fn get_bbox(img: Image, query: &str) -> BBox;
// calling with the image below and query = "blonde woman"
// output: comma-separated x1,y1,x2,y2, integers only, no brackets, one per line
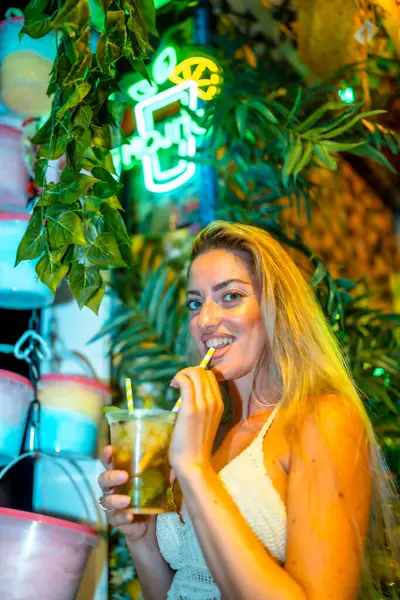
99,221,398,600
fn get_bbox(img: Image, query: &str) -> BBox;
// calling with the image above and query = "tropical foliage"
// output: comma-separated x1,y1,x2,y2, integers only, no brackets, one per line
15,0,157,312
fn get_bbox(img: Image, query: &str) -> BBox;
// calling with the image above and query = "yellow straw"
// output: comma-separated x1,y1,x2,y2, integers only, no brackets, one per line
125,377,134,411
172,347,215,412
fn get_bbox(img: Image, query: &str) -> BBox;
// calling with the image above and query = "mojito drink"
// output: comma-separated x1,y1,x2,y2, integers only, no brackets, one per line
106,409,176,514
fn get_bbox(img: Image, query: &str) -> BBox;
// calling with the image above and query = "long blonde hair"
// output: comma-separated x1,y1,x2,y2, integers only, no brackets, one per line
189,220,398,599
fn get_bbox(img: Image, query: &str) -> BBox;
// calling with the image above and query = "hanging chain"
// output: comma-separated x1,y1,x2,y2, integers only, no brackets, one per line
0,311,51,453
19,311,46,454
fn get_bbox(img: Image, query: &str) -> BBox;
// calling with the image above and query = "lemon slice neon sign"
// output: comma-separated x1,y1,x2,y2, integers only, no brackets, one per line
116,46,221,194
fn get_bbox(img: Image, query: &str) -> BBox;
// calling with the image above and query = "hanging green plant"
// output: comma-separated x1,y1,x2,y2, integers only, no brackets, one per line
15,0,157,313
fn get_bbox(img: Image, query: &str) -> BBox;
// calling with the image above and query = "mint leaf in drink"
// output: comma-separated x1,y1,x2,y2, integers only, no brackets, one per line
102,405,121,414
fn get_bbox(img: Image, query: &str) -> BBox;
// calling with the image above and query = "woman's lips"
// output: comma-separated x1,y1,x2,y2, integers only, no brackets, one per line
207,342,233,360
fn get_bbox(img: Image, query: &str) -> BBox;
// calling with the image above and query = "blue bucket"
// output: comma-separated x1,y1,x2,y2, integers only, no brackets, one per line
0,369,33,465
38,375,111,457
0,213,54,310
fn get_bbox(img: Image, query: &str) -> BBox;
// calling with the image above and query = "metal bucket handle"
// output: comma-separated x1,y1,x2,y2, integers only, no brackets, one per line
0,451,103,524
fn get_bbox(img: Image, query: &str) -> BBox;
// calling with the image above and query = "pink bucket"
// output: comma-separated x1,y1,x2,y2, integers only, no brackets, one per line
0,124,29,209
0,508,99,600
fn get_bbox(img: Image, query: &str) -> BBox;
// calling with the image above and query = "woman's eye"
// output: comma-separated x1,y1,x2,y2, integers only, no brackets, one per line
187,299,202,311
223,291,244,302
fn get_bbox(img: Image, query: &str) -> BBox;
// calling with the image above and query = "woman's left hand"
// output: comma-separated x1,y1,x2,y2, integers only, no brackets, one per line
169,367,224,478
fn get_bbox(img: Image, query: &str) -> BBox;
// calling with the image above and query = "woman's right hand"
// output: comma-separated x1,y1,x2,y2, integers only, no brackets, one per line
98,446,156,543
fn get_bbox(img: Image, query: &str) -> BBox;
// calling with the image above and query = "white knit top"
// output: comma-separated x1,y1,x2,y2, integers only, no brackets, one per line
156,405,287,600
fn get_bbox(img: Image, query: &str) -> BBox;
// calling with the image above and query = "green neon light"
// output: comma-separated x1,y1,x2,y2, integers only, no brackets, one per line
117,45,220,194
153,46,177,84
126,46,178,102
116,80,206,194
338,87,355,104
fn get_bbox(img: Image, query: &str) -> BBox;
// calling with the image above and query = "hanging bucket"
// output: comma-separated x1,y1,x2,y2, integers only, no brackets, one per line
0,212,54,310
0,508,99,600
38,375,111,457
0,15,57,117
0,369,33,465
0,125,29,209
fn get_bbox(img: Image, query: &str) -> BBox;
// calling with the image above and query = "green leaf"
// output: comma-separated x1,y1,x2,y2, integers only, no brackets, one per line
92,147,116,174
22,0,53,38
55,174,94,204
87,232,127,268
31,117,53,145
236,103,249,139
321,110,386,140
69,263,102,308
34,158,49,187
287,88,302,123
91,124,112,148
135,367,179,383
149,268,170,323
359,379,397,414
102,405,121,414
46,202,81,219
86,280,105,314
174,314,190,356
311,262,328,287
125,358,181,375
313,144,337,170
140,264,164,312
296,102,346,133
52,0,90,30
121,346,169,361
100,202,130,245
336,278,357,290
250,101,278,124
92,166,122,191
15,210,46,266
88,309,137,343
137,0,158,36
321,140,365,152
282,136,302,183
37,127,68,160
47,210,86,247
56,82,91,121
35,252,69,293
93,181,119,199
72,104,93,131
293,140,314,179
156,278,181,336
350,144,396,173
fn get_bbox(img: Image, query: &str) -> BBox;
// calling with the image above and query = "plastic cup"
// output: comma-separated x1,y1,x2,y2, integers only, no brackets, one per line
106,409,176,514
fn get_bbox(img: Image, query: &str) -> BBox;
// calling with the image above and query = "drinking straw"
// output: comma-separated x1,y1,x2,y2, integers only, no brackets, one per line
172,347,215,412
125,377,134,411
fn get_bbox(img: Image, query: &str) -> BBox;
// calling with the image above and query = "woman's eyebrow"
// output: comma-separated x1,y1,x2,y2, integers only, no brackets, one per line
187,278,252,297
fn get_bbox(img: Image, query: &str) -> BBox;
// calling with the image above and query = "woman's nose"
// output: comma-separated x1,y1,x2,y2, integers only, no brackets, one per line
198,298,223,330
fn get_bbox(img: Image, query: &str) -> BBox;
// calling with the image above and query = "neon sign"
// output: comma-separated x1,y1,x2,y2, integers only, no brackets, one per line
115,46,221,194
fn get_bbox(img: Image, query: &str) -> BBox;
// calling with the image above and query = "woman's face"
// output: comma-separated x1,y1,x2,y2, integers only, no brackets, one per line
187,249,267,382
